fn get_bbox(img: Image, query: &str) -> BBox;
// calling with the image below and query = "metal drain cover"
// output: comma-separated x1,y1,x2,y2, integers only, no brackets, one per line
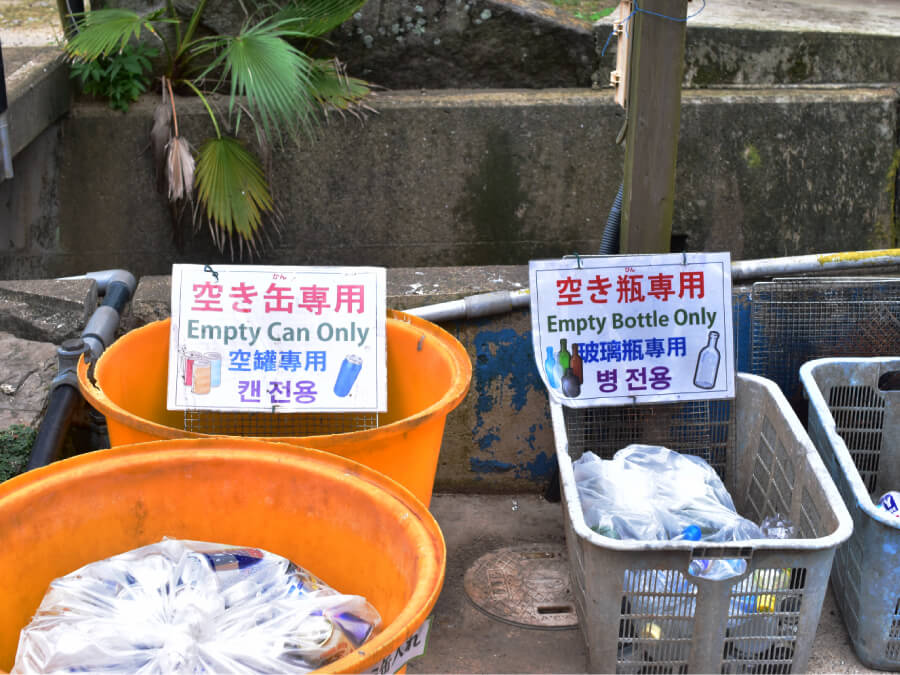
463,543,578,629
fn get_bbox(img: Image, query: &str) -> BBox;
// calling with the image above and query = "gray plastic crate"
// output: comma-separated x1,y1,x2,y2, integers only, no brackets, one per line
800,357,900,670
552,373,852,674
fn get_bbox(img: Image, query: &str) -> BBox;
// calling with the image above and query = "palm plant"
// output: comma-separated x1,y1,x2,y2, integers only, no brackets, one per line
65,0,373,255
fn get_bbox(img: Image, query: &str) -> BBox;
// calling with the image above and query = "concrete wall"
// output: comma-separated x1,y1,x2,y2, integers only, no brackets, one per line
1,85,894,279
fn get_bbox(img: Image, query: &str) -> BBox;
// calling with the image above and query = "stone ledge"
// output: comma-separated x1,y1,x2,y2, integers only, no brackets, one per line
0,278,97,344
4,46,71,159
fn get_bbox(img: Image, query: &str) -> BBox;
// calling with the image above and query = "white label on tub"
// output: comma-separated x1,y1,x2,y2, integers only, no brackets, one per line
167,264,387,412
365,618,431,674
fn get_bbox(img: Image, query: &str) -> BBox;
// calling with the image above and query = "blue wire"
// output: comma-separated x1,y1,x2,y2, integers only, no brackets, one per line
600,0,706,57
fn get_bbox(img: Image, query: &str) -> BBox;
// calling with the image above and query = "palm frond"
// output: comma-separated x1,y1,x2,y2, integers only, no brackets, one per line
65,9,159,61
166,136,195,202
195,136,273,247
208,21,319,142
273,0,367,38
151,99,173,194
309,58,373,116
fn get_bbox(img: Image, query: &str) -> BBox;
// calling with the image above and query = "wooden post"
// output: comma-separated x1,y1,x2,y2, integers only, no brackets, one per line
620,0,689,254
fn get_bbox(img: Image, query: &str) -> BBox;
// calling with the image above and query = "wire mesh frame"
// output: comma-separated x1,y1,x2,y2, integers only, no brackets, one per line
561,398,735,485
183,409,380,437
750,278,900,415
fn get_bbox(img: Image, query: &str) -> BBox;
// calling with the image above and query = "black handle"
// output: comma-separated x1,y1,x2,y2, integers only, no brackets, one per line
878,370,900,391
0,36,7,115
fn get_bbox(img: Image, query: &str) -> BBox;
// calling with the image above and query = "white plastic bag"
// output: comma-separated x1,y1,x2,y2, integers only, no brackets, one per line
14,539,381,674
573,444,763,543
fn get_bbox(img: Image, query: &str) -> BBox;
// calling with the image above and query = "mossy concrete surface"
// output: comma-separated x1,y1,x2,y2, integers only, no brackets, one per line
1,86,894,278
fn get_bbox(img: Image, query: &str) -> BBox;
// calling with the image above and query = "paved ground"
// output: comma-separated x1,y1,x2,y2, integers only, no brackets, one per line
0,0,61,48
415,494,878,674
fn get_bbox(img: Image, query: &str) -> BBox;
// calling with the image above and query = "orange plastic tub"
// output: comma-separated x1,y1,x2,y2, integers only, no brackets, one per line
78,310,471,505
0,438,445,673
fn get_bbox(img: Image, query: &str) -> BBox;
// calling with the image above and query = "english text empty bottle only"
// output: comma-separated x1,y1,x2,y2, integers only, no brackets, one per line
693,331,721,389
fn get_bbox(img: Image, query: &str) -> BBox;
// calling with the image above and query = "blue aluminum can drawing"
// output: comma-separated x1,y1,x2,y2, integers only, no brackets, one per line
205,352,222,387
334,355,363,397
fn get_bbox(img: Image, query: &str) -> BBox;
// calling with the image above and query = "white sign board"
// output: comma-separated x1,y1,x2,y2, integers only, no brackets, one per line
167,264,386,412
529,253,734,406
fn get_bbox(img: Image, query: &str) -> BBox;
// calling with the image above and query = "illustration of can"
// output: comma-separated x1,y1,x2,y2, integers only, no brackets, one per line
333,355,363,397
204,352,222,387
178,346,187,383
185,351,202,387
192,358,211,394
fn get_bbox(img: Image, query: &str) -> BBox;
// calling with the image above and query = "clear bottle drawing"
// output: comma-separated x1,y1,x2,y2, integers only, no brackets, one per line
544,347,561,389
693,331,721,389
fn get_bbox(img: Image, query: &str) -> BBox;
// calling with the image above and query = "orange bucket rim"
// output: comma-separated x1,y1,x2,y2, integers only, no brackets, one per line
77,310,472,445
0,438,446,674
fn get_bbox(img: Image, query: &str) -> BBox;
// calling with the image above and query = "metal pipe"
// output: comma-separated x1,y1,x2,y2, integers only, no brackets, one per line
28,270,136,470
404,249,900,323
731,249,900,282
405,289,530,322
58,269,137,296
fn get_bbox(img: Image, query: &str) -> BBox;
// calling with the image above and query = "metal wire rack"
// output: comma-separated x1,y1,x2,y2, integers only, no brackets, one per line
561,398,734,483
750,278,900,415
183,410,379,437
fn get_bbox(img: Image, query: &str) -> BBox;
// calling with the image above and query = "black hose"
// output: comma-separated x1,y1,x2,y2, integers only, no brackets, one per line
544,182,625,503
26,385,81,470
0,38,8,116
599,182,624,255
102,281,133,314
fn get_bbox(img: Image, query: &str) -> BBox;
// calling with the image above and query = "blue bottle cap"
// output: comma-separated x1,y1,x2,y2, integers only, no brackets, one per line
681,525,702,541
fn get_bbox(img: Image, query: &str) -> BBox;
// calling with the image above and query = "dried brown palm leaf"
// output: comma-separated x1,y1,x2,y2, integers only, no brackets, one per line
166,136,195,202
151,100,173,195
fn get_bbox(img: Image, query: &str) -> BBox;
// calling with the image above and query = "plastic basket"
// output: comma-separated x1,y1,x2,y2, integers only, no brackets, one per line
800,357,900,670
552,373,852,674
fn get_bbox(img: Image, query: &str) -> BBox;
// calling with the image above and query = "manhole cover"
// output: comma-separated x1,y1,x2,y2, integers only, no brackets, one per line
463,543,578,629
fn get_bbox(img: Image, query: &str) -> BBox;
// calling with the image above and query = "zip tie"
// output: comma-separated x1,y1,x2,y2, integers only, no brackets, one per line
601,0,706,57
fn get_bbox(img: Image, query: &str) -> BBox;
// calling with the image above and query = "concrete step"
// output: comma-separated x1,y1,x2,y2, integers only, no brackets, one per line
329,0,900,88
619,0,900,87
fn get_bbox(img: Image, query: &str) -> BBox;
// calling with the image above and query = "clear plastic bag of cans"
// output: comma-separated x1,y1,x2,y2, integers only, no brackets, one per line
13,538,381,674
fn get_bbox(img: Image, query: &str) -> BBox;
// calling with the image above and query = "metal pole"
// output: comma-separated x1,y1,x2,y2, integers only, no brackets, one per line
730,249,900,282
403,250,900,322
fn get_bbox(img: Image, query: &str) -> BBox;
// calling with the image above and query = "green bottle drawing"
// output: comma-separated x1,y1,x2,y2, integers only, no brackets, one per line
558,338,571,370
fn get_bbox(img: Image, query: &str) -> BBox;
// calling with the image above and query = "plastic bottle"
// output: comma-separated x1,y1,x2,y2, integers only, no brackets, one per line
760,514,795,539
876,491,900,516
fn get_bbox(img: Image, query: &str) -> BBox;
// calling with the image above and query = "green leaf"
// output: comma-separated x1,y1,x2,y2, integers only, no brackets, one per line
309,58,371,111
65,9,158,61
272,0,367,38
195,136,273,244
211,21,318,141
